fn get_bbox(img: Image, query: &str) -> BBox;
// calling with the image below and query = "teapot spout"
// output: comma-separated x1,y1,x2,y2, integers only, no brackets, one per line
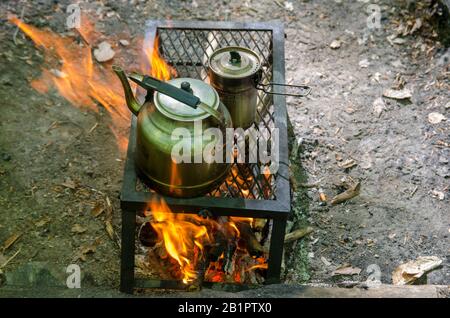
112,65,142,116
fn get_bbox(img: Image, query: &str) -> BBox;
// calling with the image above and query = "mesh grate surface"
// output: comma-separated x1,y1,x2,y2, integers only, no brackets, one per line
136,28,277,200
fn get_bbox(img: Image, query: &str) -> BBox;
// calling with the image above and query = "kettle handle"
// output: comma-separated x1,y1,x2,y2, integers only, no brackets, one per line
254,69,311,97
256,82,311,97
129,75,200,109
129,74,228,128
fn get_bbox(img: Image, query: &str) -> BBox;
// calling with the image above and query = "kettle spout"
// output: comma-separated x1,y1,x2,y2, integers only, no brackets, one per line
112,65,142,116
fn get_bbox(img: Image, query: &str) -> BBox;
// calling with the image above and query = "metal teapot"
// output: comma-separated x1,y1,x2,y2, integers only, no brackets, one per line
208,46,311,129
113,66,232,198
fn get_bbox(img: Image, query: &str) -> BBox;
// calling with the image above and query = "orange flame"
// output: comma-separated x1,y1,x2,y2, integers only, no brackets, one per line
8,14,175,154
147,198,213,284
145,198,267,284
10,14,268,284
142,37,177,81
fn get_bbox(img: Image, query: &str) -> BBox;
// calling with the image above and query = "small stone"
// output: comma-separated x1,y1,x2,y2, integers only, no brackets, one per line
93,41,115,62
360,153,373,169
49,69,67,78
359,59,370,68
119,39,130,46
383,88,412,100
284,1,294,11
330,39,341,49
428,112,447,124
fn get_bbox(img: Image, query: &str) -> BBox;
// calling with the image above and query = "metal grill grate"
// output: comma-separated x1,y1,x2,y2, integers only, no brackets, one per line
136,27,278,200
120,21,291,293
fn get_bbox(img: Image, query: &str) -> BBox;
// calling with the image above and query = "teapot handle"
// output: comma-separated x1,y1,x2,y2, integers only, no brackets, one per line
256,82,311,97
130,74,201,109
129,74,228,128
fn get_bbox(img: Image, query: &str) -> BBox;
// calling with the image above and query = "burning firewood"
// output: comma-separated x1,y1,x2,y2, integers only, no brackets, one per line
138,222,158,247
206,230,227,262
235,221,267,256
187,246,209,291
140,243,173,280
223,242,237,276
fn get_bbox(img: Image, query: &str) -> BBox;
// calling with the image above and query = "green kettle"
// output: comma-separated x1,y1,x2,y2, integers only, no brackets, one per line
113,66,232,198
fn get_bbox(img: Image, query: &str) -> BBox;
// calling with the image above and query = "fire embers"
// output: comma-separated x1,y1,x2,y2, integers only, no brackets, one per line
204,217,268,285
136,198,269,288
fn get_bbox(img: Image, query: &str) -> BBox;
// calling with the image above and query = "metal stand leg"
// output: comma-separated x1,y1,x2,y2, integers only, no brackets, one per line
120,209,136,294
266,216,287,284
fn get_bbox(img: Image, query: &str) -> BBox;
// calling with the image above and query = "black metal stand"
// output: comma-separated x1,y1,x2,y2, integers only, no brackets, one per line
119,209,136,294
266,216,288,284
119,20,291,294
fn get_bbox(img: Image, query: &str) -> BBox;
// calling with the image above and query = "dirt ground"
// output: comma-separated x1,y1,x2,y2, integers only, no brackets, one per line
0,0,448,296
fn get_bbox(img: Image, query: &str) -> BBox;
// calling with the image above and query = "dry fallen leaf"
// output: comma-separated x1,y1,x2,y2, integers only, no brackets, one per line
428,112,447,124
372,97,386,117
410,18,422,34
392,256,442,285
73,244,96,262
105,221,114,240
431,190,445,201
35,217,50,228
91,203,105,217
2,233,21,251
383,88,412,100
333,265,361,276
339,159,357,169
387,34,407,45
71,224,87,234
61,179,76,189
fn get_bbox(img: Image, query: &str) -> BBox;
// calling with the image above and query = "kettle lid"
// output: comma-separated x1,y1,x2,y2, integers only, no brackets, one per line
154,78,219,121
209,46,261,79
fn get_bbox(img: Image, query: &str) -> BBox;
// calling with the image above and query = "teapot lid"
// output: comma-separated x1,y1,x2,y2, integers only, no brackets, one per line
154,78,219,121
209,46,261,79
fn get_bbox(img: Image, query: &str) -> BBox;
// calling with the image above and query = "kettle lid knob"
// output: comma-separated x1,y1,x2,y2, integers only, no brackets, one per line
180,81,193,94
229,51,241,64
